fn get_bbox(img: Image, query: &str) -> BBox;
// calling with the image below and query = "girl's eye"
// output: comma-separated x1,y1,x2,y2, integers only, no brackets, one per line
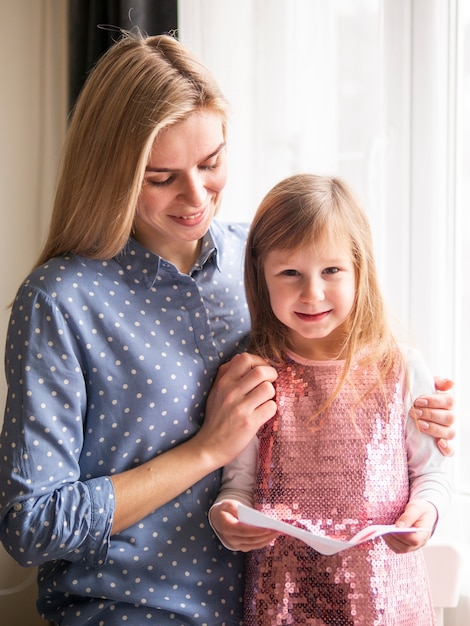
323,267,339,275
281,269,299,276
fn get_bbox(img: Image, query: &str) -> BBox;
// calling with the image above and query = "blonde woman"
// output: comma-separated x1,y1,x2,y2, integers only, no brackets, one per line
0,33,454,626
210,174,451,625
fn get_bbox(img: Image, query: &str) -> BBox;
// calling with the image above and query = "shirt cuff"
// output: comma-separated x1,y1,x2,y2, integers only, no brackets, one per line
70,476,115,568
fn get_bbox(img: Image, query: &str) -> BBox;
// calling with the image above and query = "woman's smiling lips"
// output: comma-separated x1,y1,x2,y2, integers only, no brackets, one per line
171,207,208,226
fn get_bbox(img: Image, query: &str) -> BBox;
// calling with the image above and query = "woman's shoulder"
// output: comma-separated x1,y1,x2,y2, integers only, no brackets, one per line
27,253,107,282
14,253,117,305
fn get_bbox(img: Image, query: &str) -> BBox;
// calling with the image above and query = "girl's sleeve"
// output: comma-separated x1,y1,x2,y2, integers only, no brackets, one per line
0,285,114,569
404,346,452,519
212,436,259,508
208,436,258,548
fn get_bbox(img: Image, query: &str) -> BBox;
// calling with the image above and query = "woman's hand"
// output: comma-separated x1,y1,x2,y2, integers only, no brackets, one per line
413,377,456,456
383,499,437,554
194,352,278,468
111,353,277,534
210,500,278,552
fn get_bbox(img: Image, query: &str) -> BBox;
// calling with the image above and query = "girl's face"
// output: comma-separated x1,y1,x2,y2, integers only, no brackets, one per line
134,109,227,272
263,236,356,360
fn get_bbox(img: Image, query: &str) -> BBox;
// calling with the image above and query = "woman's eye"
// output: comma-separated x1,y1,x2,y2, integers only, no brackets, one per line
147,176,173,187
200,158,220,171
200,148,225,171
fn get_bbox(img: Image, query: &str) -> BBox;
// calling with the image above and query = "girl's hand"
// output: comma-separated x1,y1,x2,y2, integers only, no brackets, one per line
413,377,456,456
383,499,437,553
210,500,278,552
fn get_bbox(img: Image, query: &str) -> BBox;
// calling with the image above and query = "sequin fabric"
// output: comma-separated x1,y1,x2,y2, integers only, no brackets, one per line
245,355,435,626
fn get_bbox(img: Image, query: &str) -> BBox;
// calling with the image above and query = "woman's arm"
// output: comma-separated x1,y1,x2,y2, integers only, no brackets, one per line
0,285,277,564
110,353,277,533
0,288,113,567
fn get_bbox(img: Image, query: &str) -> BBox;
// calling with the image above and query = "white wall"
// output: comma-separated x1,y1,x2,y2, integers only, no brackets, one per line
0,2,67,623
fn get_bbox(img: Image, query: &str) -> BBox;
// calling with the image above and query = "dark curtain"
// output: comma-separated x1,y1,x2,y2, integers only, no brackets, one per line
68,0,178,110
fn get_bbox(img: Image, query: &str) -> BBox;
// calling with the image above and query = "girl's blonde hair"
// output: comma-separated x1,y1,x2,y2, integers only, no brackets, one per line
35,31,229,267
245,173,400,416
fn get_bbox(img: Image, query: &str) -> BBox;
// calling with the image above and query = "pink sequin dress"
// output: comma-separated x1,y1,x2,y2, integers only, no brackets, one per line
244,353,437,626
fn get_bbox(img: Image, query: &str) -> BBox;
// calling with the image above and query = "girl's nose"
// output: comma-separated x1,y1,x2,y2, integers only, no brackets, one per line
301,277,325,303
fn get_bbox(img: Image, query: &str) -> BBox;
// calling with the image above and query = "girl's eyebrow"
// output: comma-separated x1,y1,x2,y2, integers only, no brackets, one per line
145,142,226,173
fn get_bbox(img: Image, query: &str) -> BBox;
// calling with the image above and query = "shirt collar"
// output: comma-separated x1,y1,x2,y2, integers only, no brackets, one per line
115,230,219,289
193,228,219,273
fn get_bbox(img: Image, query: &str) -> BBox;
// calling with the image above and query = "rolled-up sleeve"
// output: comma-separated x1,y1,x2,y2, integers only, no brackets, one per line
0,477,114,568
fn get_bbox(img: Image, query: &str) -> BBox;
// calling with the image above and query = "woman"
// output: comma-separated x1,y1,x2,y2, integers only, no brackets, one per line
0,32,454,626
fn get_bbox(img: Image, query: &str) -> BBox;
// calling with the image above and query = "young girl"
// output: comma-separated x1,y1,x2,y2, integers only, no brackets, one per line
209,173,451,626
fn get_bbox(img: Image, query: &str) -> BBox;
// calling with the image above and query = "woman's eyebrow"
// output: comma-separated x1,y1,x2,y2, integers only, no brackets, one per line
146,142,226,172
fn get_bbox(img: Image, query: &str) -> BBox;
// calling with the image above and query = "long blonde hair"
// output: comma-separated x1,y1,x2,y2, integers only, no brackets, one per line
35,31,229,267
245,173,400,416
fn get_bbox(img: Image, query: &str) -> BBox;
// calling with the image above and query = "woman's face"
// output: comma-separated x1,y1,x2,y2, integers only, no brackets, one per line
134,109,227,270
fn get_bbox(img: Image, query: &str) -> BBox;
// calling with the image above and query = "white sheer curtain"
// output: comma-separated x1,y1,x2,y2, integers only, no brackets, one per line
178,0,337,220
178,0,455,369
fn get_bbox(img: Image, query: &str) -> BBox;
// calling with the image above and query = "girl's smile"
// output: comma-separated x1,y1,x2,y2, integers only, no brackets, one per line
294,310,331,322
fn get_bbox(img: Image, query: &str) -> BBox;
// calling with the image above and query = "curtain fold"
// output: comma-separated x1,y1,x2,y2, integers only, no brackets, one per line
68,0,178,109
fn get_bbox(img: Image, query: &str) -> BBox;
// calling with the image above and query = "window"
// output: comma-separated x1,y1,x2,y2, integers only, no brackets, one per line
179,0,465,491
455,0,470,492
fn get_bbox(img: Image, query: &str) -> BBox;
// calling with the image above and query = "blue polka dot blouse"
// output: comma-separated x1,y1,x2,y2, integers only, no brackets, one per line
0,221,249,625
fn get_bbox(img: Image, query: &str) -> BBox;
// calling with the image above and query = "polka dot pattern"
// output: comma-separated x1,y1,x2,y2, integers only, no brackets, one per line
0,222,249,625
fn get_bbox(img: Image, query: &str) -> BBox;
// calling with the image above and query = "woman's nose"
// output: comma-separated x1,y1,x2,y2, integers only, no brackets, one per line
180,173,206,207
